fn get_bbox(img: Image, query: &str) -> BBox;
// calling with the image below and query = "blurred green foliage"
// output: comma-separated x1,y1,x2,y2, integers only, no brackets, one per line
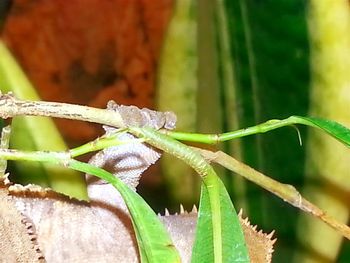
219,1,310,261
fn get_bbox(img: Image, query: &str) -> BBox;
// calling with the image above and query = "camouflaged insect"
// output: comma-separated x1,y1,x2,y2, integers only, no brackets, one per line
106,100,177,130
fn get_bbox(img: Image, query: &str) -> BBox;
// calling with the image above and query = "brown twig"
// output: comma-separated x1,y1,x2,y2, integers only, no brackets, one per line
196,147,350,240
0,92,125,128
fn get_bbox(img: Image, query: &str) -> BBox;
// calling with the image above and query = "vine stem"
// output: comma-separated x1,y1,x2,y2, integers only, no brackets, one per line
165,118,298,143
68,129,145,158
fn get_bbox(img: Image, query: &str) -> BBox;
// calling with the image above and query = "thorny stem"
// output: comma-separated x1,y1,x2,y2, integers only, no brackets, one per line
196,148,350,240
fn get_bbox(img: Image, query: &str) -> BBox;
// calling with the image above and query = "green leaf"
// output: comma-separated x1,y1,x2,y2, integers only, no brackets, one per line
192,179,250,263
291,116,350,147
68,160,181,263
0,40,87,200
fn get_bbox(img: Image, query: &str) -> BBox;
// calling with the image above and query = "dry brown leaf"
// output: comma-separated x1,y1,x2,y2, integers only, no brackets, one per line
0,179,44,262
0,177,275,262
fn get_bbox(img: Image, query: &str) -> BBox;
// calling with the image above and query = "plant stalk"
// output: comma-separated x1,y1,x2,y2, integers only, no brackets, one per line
197,148,350,240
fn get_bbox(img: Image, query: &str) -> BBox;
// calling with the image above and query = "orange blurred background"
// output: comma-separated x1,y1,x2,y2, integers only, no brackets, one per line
2,0,173,145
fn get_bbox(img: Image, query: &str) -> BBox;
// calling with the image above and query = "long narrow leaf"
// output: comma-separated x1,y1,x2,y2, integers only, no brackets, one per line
291,116,350,147
192,180,249,263
68,159,181,263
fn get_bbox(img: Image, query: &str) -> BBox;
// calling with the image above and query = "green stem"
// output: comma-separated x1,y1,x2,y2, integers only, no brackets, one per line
69,130,142,158
0,148,68,163
166,117,299,143
0,133,139,162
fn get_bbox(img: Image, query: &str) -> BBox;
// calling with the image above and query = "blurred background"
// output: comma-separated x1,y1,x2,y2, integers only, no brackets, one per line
0,0,350,262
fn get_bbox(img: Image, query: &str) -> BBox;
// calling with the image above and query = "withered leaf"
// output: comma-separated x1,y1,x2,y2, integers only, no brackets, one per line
0,178,275,262
0,180,44,263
